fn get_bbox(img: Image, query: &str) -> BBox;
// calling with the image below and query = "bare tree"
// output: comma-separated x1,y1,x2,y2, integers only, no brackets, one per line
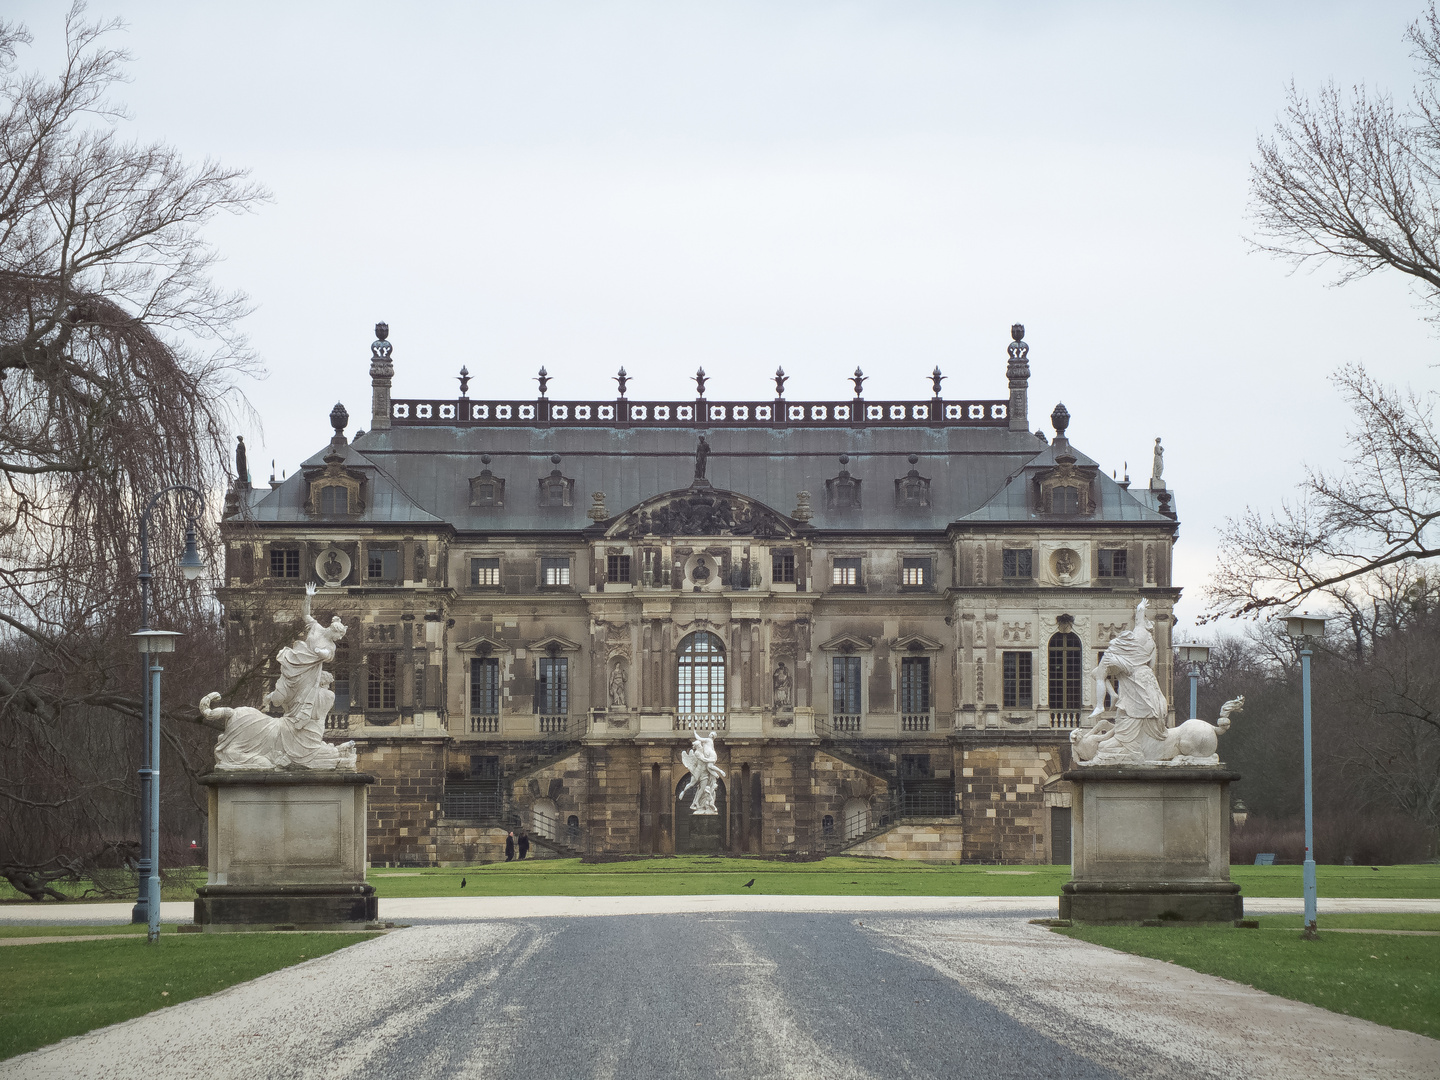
1206,366,1440,617
0,5,269,896
1249,4,1440,314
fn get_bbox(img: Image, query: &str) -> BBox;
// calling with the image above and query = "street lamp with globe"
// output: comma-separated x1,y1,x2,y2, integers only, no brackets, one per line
1284,611,1327,940
130,486,207,943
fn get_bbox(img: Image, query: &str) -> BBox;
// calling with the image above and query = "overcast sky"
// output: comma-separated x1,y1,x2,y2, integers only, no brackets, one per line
14,1,1434,633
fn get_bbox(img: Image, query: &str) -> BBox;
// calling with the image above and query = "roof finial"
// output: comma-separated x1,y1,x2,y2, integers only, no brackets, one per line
851,367,866,396
774,366,788,397
1050,402,1070,439
694,367,708,396
536,366,550,395
458,366,471,396
329,401,349,438
930,366,945,396
614,367,629,396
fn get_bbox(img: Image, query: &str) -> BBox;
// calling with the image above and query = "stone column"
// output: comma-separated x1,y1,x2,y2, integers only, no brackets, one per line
1006,324,1030,433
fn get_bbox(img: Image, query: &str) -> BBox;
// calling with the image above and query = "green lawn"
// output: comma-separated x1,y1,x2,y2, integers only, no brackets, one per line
0,923,187,939
5,860,1437,903
1057,920,1440,1041
0,868,205,904
0,932,378,1060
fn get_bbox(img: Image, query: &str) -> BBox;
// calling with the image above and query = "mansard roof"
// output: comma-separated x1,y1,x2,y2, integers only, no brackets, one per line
957,438,1174,525
233,441,444,525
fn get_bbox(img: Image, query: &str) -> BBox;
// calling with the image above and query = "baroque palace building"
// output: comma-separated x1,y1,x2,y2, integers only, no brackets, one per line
220,323,1180,866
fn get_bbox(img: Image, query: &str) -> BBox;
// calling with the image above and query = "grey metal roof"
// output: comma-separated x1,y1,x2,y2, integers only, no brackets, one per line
226,421,1175,533
957,440,1174,525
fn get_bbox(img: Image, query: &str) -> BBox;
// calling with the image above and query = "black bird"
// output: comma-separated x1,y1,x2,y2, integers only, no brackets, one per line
461,877,467,888
743,878,755,888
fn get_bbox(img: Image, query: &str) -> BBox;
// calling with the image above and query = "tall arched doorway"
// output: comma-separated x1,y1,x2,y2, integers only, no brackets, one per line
675,774,727,853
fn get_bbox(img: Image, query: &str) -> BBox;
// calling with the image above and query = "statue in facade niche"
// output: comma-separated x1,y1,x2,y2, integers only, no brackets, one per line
204,584,357,770
1071,598,1243,766
694,435,711,481
679,731,725,816
609,661,627,707
772,662,792,709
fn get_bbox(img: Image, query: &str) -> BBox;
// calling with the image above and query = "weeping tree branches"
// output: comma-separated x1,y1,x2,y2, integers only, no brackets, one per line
0,5,269,878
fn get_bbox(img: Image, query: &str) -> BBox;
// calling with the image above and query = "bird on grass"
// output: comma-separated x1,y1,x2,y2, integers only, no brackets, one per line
461,877,467,888
743,878,755,888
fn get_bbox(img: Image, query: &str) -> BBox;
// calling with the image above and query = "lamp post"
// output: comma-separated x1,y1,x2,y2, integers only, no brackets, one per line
1176,643,1211,720
130,487,206,941
1284,611,1327,939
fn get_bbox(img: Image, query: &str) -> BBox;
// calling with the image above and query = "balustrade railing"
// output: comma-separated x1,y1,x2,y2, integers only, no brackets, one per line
901,712,933,732
324,713,349,731
675,713,726,732
389,397,1009,430
469,714,499,734
1049,711,1082,729
830,714,863,733
538,715,569,734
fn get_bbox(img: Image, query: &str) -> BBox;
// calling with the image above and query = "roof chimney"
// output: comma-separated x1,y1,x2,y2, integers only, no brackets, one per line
1007,324,1030,432
370,322,393,430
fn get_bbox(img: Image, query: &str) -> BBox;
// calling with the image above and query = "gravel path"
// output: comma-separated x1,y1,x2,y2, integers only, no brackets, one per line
3,912,1435,1080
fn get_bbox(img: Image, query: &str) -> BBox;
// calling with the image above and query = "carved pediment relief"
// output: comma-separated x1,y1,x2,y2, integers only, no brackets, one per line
818,634,874,653
893,634,943,652
607,487,794,540
302,452,366,517
530,635,582,654
457,634,511,655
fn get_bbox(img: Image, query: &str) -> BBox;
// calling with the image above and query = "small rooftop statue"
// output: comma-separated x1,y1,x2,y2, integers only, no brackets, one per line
1152,438,1165,483
235,436,249,484
694,435,711,481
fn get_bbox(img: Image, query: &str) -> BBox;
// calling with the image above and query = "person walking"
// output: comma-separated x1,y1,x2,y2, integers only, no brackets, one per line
504,831,516,862
518,832,530,860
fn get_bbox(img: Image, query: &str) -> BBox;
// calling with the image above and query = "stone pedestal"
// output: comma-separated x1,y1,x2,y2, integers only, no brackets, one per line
194,770,378,931
1059,767,1242,923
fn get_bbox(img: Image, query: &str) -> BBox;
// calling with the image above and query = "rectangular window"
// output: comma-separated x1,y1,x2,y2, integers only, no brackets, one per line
1098,548,1128,578
900,656,930,714
772,549,796,584
1002,651,1033,707
269,548,300,578
1002,548,1033,579
471,557,500,587
366,549,398,581
536,657,569,714
832,557,861,587
367,652,397,710
470,657,500,716
901,557,931,587
541,557,571,586
320,485,348,514
832,656,862,715
607,554,631,583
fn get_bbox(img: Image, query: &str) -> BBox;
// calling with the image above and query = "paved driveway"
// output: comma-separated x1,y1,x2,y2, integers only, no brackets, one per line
4,910,1436,1080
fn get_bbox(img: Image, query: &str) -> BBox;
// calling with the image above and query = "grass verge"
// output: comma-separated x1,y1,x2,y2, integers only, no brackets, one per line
0,924,186,939
1057,920,1440,1040
0,931,379,1061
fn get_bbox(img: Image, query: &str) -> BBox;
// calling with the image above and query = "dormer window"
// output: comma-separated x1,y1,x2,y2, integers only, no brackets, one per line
1052,486,1080,514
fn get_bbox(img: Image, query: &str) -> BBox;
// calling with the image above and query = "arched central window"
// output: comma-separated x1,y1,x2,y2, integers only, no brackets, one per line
1048,631,1083,709
678,631,726,715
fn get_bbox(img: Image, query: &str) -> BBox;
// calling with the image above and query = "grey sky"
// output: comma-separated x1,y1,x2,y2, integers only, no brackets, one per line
15,1,1433,631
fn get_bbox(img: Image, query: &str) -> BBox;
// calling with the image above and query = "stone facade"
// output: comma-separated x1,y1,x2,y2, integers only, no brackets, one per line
219,324,1182,865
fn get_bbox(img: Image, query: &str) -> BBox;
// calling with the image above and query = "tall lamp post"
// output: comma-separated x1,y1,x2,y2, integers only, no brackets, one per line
130,487,206,942
1284,611,1326,939
1176,643,1210,720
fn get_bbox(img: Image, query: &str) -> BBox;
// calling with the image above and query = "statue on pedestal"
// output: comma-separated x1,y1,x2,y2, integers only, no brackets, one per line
204,584,357,770
679,731,725,816
1072,598,1242,766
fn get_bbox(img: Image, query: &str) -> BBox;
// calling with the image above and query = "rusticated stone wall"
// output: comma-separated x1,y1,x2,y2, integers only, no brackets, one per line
843,819,964,861
957,742,1067,864
356,737,446,866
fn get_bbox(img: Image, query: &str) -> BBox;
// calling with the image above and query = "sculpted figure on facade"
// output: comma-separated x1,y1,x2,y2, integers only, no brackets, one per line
1071,598,1242,766
772,662,792,709
608,660,627,707
679,731,726,815
205,584,357,770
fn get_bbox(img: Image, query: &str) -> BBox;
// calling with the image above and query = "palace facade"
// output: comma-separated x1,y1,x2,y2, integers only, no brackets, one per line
219,323,1180,865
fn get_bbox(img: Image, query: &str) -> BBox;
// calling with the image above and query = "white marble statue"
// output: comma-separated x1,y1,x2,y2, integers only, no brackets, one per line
1070,598,1243,766
205,583,357,770
678,731,726,816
